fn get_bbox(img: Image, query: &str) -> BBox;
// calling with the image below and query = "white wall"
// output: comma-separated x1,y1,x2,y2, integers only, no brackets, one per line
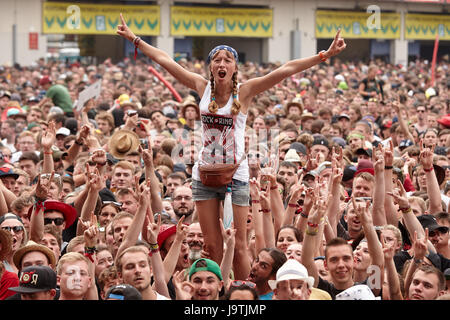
0,0,46,66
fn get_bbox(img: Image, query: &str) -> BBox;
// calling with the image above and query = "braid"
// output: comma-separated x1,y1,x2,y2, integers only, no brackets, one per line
208,72,219,114
231,72,241,115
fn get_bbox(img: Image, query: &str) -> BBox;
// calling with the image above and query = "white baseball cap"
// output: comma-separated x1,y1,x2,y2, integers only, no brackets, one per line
56,127,70,136
268,259,314,290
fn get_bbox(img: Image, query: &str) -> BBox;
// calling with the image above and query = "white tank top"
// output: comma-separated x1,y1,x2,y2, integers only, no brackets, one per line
191,81,249,182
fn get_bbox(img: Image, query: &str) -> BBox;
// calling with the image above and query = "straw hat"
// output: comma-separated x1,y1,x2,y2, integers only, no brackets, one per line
108,129,140,159
13,240,56,269
285,97,304,115
180,97,200,120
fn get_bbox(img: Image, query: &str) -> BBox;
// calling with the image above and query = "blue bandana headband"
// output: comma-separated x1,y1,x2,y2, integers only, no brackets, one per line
206,45,238,65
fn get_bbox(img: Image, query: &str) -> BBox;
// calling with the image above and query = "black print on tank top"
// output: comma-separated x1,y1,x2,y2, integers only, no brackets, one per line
201,113,235,165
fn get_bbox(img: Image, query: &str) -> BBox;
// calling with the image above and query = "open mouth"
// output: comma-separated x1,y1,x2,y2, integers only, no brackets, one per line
218,70,226,78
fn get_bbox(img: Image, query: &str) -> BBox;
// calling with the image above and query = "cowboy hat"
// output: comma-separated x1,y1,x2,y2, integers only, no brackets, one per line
285,97,304,115
180,98,200,120
26,200,78,230
13,240,56,269
108,129,140,159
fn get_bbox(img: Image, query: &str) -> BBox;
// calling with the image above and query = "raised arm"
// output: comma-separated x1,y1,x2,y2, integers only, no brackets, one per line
239,30,346,104
381,234,403,300
419,142,443,214
162,216,187,283
41,120,56,174
250,178,265,253
372,145,387,226
260,187,275,248
392,101,415,143
81,215,100,300
140,142,163,215
146,215,170,299
29,173,54,242
353,198,384,296
383,140,400,226
219,219,236,289
404,229,429,295
115,180,150,260
117,13,206,93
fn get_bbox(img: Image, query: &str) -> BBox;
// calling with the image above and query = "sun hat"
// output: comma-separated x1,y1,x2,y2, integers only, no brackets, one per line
268,259,314,290
108,129,140,159
13,240,57,269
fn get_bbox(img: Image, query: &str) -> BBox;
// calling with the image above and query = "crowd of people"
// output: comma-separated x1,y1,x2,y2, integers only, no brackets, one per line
0,21,449,302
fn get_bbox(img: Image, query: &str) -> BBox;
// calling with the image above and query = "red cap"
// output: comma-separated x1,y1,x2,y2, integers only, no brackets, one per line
437,116,450,128
27,200,77,229
39,76,51,86
157,224,177,248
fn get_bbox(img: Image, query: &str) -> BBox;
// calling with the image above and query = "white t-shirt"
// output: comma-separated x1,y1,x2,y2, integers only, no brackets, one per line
191,81,248,183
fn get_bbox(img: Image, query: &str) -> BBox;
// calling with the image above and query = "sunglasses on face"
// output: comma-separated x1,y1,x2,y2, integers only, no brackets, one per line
230,280,256,289
102,201,122,207
44,217,65,226
2,226,24,233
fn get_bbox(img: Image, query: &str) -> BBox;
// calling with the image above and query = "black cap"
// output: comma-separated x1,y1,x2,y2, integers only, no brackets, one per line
343,165,357,182
417,215,449,234
9,265,57,293
106,284,142,300
290,142,307,155
355,148,372,158
312,135,329,147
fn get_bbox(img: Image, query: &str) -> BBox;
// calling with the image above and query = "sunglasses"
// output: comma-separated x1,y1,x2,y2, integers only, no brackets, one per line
230,280,256,289
2,226,24,233
44,217,65,226
102,201,122,207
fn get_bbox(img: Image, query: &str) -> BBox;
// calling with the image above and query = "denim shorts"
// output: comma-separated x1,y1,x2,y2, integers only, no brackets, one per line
192,179,249,206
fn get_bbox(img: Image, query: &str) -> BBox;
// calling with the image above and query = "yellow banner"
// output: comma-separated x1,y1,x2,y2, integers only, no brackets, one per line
405,13,450,40
170,6,272,37
316,10,401,39
42,2,160,35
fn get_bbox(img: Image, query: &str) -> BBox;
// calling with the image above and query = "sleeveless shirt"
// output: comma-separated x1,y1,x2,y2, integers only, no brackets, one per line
191,81,249,183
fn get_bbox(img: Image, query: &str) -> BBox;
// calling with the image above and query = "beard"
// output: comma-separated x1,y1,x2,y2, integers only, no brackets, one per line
189,249,202,262
174,207,194,218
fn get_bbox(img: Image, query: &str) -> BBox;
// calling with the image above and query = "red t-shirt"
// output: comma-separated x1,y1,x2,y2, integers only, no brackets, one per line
0,270,19,300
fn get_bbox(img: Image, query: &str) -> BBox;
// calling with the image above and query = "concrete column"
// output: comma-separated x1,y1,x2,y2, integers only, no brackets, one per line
155,0,174,58
392,7,408,66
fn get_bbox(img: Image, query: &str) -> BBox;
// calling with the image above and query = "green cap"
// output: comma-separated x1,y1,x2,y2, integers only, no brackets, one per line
189,258,223,281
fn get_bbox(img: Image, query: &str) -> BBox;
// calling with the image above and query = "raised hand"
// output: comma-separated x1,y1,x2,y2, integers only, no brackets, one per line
80,214,99,248
35,171,55,201
387,179,410,209
412,229,429,260
90,148,107,166
172,270,194,300
419,139,435,170
41,120,56,151
139,143,154,168
352,197,373,226
384,140,394,168
220,218,236,249
146,214,161,245
116,13,136,42
326,29,347,58
174,215,188,243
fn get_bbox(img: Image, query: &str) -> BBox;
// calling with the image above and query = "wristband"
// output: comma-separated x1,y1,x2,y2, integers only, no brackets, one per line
75,139,83,146
318,50,328,62
84,246,97,254
96,162,106,167
300,211,309,219
261,209,270,213
251,199,260,204
270,185,278,190
133,36,141,60
288,203,299,208
307,222,319,228
149,243,159,250
44,151,53,155
84,252,95,263
384,166,393,170
306,228,318,236
400,207,412,214
423,166,434,172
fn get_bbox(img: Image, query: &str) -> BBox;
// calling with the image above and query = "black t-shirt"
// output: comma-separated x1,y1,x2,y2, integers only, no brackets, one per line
361,78,384,100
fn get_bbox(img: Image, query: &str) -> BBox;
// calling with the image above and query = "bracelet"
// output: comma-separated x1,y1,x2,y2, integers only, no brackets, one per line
384,166,393,170
149,243,159,250
84,246,97,254
43,151,53,155
133,36,141,60
307,222,319,228
300,211,309,219
288,203,299,208
251,199,260,204
261,209,270,213
400,207,412,214
270,185,278,190
149,248,159,257
318,50,328,62
423,166,434,172
96,162,106,167
306,228,318,236
75,139,83,146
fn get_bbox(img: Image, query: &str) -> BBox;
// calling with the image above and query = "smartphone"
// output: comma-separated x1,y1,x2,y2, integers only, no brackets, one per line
139,139,149,149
